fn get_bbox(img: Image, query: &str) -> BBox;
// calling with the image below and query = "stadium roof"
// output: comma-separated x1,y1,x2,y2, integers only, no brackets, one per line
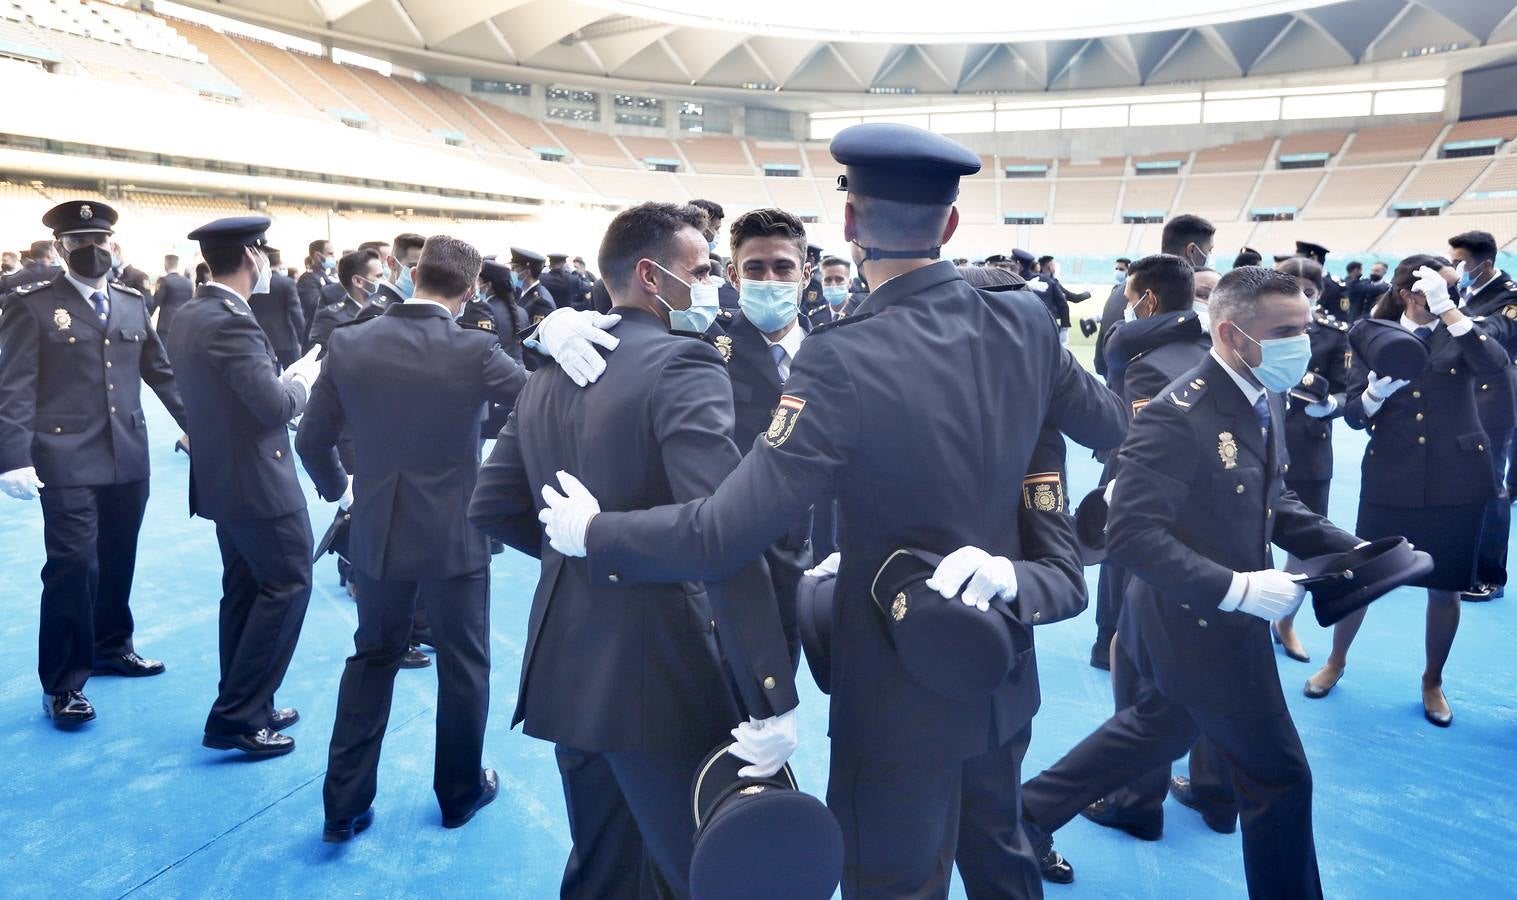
170,0,1517,98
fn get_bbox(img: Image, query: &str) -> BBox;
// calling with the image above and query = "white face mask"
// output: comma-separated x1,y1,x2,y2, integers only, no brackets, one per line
250,249,271,295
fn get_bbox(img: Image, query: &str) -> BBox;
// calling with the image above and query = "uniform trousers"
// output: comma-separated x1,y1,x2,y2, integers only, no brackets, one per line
828,735,1042,900
555,743,710,899
1022,642,1320,900
1476,428,1513,586
1091,561,1123,658
206,511,312,735
37,479,147,693
324,567,490,822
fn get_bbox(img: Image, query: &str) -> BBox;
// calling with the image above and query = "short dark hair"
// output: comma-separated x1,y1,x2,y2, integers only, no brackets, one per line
598,202,707,292
164,254,180,268
1115,257,1131,266
204,245,249,279
414,235,482,299
849,194,953,254
337,248,381,292
689,199,725,224
1128,254,1196,313
821,256,850,270
393,233,426,261
1037,255,1055,266
265,249,283,267
357,240,390,254
1210,265,1304,324
1374,253,1448,319
1160,214,1215,256
308,239,329,256
1345,260,1362,274
1275,256,1325,289
29,239,52,258
727,208,807,261
1449,230,1498,264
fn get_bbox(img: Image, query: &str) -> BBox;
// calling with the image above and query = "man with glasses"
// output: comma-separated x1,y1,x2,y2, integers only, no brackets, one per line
0,200,186,727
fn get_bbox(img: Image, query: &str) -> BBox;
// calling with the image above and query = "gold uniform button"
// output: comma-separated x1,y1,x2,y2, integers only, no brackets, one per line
109,406,116,413
608,573,620,583
1235,484,1245,494
1482,384,1490,391
1480,334,1489,341
1180,602,1191,610
1479,443,1486,451
1197,619,1209,628
53,426,61,434
105,361,112,368
107,384,114,391
1416,413,1424,421
762,676,776,690
274,449,283,458
103,339,110,346
1031,611,1042,623
1267,508,1273,518
1418,436,1427,445
1412,391,1422,399
1450,368,1457,375
67,336,76,344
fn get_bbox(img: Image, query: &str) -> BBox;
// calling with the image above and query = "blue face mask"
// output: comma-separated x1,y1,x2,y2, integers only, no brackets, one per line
321,256,336,273
708,238,719,253
823,284,849,308
1234,324,1312,393
510,270,523,291
395,265,415,299
739,278,800,333
1114,270,1127,286
653,261,720,334
1456,261,1483,293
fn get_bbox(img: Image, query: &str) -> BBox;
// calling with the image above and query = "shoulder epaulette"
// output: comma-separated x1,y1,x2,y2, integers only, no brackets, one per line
9,280,48,297
325,301,345,311
1166,376,1209,411
812,311,877,335
109,281,142,297
221,297,249,317
332,314,378,332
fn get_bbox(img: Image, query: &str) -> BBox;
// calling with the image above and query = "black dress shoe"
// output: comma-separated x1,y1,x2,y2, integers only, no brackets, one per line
1033,835,1073,884
1169,776,1237,834
323,807,375,843
202,728,295,757
173,437,190,456
443,768,498,828
400,645,431,669
44,691,96,727
92,652,166,677
269,708,300,731
1079,797,1162,841
1461,583,1497,602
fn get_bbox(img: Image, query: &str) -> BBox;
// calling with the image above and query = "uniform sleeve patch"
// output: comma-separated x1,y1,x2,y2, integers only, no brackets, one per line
764,394,806,448
1021,472,1065,512
1504,305,1517,320
1131,397,1149,412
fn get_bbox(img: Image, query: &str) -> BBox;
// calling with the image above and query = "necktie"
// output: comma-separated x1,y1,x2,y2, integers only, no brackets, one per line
770,343,787,382
90,290,109,323
1254,395,1271,443
1414,325,1433,342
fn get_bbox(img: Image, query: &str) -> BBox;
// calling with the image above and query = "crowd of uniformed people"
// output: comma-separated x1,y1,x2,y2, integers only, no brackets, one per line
1,121,1514,899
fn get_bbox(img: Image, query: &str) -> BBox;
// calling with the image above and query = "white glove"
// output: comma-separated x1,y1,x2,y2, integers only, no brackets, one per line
538,470,599,557
1364,371,1410,403
1103,479,1116,504
1025,278,1048,293
339,474,354,510
282,344,323,392
729,709,798,779
527,308,622,387
804,552,840,578
1234,570,1307,621
0,465,44,500
925,546,1018,613
1414,265,1455,316
1304,395,1338,418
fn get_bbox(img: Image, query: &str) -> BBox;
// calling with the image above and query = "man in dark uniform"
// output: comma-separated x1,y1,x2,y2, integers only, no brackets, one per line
296,239,337,350
248,249,306,370
0,239,61,298
381,232,426,302
170,216,321,757
308,249,384,348
469,203,799,896
1450,230,1517,601
1098,218,1215,382
0,200,186,727
1296,241,1344,321
508,247,556,326
152,254,194,345
538,253,578,308
1021,267,1364,899
799,242,827,322
1346,260,1391,324
819,256,859,319
534,124,1126,898
297,235,526,841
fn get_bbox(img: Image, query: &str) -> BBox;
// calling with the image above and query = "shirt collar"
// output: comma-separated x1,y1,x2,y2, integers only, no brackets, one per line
63,271,107,301
405,297,454,315
764,320,806,359
206,281,248,303
1400,313,1438,333
1208,348,1264,407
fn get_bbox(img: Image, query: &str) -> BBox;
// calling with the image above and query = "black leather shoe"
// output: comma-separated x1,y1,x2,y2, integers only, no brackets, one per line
1461,583,1497,602
269,708,300,731
400,645,431,669
323,807,375,843
1079,797,1162,841
1169,776,1237,834
202,728,295,757
173,436,190,456
443,768,498,828
1032,833,1073,884
92,652,165,677
44,691,95,727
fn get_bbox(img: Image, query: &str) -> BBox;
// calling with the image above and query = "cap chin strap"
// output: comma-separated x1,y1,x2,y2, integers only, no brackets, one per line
857,245,942,261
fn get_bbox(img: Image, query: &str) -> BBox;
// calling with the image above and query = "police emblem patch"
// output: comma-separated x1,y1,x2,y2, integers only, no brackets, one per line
52,308,71,331
891,591,908,622
1505,306,1517,320
764,394,805,448
1218,432,1239,470
79,204,92,221
714,334,732,363
1022,472,1065,512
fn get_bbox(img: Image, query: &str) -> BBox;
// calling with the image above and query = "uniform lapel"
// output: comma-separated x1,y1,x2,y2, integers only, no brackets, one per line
56,277,106,335
1204,356,1269,467
731,315,782,393
104,284,129,335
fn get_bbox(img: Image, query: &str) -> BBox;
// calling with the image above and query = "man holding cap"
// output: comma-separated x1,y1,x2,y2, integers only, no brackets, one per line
170,216,323,758
532,124,1125,897
0,200,186,727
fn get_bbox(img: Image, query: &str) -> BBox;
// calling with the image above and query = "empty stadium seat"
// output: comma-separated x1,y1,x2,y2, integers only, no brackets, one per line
1053,178,1121,224
1341,122,1443,165
679,137,754,176
1191,139,1274,174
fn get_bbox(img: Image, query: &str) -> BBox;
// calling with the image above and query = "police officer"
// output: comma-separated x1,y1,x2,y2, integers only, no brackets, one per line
1269,256,1352,662
1449,230,1517,601
248,248,306,369
1296,240,1344,321
538,253,578,308
532,124,1127,898
151,254,194,346
0,239,61,298
297,235,528,841
296,239,338,350
469,202,799,896
799,242,827,322
171,216,322,757
308,249,385,348
0,200,186,727
1346,260,1391,324
1021,267,1365,900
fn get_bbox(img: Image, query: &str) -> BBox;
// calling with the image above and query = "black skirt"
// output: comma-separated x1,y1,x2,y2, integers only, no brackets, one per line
1356,500,1485,592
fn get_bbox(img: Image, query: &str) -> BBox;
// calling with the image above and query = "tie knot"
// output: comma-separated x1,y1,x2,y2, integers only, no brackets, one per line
770,343,786,366
1254,395,1271,428
1414,325,1433,341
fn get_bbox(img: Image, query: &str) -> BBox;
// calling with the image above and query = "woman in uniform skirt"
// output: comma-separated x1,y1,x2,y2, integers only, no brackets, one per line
1304,255,1506,726
1271,257,1352,663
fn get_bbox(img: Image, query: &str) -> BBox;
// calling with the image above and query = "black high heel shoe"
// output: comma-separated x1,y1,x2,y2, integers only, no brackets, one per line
1272,623,1310,663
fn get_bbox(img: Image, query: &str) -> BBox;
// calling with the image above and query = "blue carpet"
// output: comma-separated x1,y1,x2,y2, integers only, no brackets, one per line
0,392,1513,899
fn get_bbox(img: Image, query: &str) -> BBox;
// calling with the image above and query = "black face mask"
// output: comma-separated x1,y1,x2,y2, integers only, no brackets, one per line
67,245,113,279
1369,273,1384,283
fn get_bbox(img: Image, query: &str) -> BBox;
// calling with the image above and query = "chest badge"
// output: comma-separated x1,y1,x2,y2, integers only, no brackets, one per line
52,308,71,331
714,334,732,363
1218,431,1239,470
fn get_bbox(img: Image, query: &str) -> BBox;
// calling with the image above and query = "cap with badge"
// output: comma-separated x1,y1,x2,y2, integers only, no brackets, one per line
547,252,568,263
510,247,545,266
831,122,980,205
1348,318,1429,380
1294,537,1433,626
44,200,118,236
1295,241,1330,263
187,216,272,251
688,741,843,900
1011,249,1035,266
